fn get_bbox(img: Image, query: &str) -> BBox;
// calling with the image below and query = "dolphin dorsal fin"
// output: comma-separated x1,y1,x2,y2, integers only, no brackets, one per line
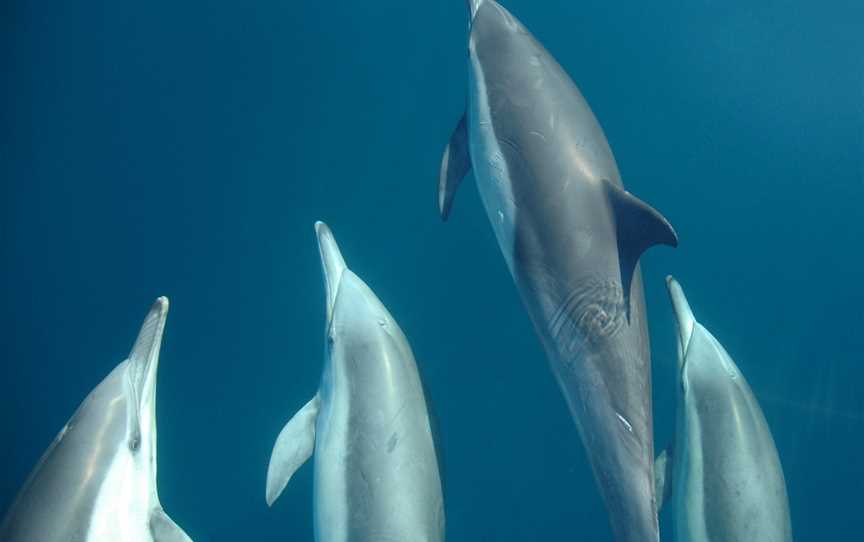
605,181,678,318
438,111,471,220
266,394,320,506
149,508,193,542
125,297,169,451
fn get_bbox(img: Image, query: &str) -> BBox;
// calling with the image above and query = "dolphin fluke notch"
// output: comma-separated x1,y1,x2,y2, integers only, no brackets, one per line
439,112,471,220
315,222,347,321
605,181,678,318
666,276,696,366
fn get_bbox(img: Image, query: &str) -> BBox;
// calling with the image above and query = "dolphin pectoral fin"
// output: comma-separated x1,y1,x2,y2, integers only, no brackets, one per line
654,447,674,511
438,112,471,220
605,180,678,318
149,508,193,542
266,393,321,506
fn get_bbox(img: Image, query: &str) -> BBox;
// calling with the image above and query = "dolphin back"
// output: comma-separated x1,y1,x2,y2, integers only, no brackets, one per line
444,3,678,541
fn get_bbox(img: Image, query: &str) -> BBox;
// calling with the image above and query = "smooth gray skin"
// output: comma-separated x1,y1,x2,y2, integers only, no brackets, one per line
266,222,444,542
0,298,192,542
658,277,792,542
439,2,676,541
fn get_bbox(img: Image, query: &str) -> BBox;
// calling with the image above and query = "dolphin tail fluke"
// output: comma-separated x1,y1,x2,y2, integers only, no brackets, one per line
265,394,321,506
605,181,678,320
439,112,472,220
149,507,193,542
654,446,674,511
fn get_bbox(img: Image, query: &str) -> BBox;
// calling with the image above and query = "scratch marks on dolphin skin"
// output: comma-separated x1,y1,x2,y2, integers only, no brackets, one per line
528,130,547,142
549,278,627,357
387,432,399,454
616,412,633,433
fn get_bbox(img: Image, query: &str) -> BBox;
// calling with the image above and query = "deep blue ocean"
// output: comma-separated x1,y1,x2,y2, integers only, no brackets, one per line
2,1,863,540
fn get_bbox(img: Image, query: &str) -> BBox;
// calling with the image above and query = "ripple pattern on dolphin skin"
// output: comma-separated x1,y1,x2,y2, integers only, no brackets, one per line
549,277,627,357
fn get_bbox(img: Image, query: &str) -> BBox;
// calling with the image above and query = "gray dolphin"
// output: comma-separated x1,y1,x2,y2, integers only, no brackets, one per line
0,298,193,542
439,2,677,540
655,277,793,541
265,222,444,542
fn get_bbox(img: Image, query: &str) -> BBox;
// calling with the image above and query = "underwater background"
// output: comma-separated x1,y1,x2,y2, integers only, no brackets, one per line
2,0,862,540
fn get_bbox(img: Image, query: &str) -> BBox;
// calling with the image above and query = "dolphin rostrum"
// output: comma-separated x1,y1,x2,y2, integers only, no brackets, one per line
0,297,193,542
656,277,793,541
265,222,444,542
439,2,677,540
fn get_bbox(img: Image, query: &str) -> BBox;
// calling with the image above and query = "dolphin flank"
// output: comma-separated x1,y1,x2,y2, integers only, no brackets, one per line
439,2,677,541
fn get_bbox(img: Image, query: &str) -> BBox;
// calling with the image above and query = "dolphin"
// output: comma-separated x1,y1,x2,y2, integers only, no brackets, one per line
265,222,444,542
0,297,193,542
438,1,676,540
655,277,793,541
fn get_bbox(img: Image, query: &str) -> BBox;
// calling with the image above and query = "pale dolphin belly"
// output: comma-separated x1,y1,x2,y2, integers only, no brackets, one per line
468,53,518,274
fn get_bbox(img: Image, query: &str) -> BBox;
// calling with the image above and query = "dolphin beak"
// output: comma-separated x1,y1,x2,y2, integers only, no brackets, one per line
665,276,696,370
127,297,169,410
466,0,483,20
315,222,348,322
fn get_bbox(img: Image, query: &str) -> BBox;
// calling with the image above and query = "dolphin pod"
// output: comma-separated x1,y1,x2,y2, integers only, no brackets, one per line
656,277,792,542
265,222,445,542
439,1,676,540
0,298,193,542
0,2,796,542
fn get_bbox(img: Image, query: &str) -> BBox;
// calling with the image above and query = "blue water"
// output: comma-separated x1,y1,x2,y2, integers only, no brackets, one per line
2,1,862,540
